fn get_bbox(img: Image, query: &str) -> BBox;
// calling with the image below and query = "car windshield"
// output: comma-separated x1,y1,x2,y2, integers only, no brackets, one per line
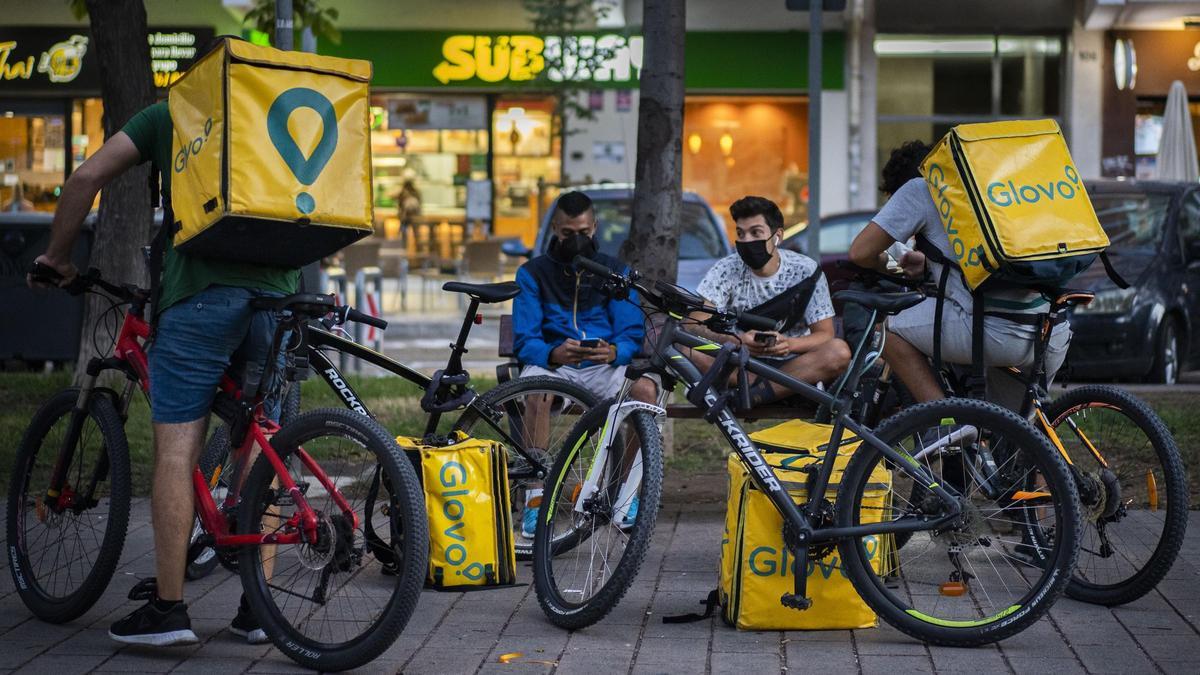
589,199,726,260
817,216,872,254
1090,192,1171,252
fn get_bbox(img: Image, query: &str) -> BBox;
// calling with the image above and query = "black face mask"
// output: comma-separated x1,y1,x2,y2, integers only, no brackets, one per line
735,235,777,270
549,232,598,263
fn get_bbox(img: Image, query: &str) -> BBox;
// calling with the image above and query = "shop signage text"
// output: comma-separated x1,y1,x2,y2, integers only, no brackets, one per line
0,26,212,93
433,33,645,85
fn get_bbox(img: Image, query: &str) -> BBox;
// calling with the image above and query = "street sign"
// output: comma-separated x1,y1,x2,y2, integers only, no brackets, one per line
785,0,847,10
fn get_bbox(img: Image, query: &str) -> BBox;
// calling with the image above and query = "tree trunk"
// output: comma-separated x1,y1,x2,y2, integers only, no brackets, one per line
620,0,685,284
76,0,155,383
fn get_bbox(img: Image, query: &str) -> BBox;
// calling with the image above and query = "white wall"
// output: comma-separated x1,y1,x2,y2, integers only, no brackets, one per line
1067,24,1105,179
562,90,639,184
820,91,851,215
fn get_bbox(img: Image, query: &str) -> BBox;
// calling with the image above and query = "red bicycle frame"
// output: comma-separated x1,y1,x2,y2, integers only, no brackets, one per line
60,301,358,548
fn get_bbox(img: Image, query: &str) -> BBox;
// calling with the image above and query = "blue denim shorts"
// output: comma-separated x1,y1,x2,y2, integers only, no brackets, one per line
148,285,287,424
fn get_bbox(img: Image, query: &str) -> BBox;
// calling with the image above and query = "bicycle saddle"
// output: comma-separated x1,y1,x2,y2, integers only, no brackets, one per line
250,293,337,316
442,281,521,303
833,289,925,314
1051,289,1094,312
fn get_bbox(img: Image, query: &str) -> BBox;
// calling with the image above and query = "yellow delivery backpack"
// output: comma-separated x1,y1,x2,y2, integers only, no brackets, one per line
395,434,517,589
920,119,1111,291
167,38,373,267
718,421,892,630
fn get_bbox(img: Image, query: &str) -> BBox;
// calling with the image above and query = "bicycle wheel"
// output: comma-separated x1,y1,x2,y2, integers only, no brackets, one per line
453,376,598,560
532,399,663,629
6,388,132,623
189,382,303,580
237,407,427,672
1042,385,1188,606
837,398,1081,646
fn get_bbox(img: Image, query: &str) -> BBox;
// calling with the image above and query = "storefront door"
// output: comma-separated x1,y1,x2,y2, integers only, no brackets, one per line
0,100,69,212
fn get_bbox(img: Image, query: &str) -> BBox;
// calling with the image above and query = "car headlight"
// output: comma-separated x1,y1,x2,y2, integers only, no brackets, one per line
1075,287,1137,315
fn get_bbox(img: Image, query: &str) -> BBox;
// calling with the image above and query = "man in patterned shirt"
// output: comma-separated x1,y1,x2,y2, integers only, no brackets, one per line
688,196,850,407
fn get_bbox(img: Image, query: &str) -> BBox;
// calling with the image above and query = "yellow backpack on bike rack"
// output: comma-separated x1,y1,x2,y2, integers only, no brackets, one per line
396,434,517,589
168,38,374,267
719,420,892,630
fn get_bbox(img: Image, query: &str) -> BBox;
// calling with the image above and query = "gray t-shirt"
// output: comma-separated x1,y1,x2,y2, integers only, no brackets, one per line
696,249,834,338
873,177,1052,335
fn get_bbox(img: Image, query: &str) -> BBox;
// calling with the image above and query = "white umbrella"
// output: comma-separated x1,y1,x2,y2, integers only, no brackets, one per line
1155,80,1199,182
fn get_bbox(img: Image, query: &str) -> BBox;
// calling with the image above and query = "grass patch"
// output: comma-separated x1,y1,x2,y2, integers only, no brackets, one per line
0,371,499,496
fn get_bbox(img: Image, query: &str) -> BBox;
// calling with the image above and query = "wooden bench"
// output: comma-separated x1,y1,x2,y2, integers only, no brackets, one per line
497,314,817,421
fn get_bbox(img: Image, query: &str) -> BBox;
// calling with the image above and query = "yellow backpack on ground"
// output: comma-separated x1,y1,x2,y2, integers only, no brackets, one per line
919,119,1110,291
719,420,891,630
396,434,517,589
167,38,373,267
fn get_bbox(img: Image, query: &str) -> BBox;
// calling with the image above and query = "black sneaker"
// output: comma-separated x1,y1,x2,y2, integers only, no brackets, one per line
230,595,269,644
109,599,198,646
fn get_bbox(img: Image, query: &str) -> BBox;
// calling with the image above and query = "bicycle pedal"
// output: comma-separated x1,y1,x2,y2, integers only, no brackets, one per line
780,593,812,611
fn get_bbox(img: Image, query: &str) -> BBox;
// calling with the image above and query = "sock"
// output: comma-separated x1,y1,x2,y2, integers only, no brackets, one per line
153,596,182,613
525,488,544,508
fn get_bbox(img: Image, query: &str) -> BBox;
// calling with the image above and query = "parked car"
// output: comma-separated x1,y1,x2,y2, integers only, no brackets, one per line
501,184,733,291
1062,180,1200,384
779,210,876,289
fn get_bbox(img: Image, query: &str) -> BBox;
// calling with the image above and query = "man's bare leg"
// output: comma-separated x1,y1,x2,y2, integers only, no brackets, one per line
762,339,852,400
882,331,944,403
152,419,209,602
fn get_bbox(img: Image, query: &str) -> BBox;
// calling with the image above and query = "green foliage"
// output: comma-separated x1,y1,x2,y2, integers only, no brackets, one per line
67,0,87,21
243,0,342,45
522,0,621,138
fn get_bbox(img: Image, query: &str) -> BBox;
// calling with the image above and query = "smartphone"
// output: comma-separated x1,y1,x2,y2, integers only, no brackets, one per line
754,333,777,347
579,338,602,349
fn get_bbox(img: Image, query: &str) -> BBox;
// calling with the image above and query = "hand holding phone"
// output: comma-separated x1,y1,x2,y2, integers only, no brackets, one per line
753,332,777,347
579,338,602,349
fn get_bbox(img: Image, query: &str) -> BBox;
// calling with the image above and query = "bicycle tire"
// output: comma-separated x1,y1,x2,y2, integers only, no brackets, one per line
532,400,663,630
6,388,132,623
237,407,427,672
1043,385,1188,606
452,375,599,560
837,398,1081,646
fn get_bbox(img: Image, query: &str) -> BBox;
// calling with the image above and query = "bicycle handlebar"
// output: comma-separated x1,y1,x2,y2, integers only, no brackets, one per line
571,255,779,335
29,262,145,303
345,306,388,330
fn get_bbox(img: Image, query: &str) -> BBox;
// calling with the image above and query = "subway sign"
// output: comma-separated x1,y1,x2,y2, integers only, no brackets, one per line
433,33,645,85
0,26,213,94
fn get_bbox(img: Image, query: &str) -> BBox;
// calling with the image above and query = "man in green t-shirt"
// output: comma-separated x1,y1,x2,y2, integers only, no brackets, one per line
33,97,296,646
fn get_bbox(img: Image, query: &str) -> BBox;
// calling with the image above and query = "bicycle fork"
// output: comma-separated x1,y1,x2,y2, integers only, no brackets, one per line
572,395,665,527
44,358,116,515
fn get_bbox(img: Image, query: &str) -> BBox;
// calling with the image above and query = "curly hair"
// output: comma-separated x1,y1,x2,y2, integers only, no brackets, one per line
729,195,784,231
880,140,933,196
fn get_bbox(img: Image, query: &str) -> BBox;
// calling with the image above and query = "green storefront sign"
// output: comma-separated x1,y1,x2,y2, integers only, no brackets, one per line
323,30,844,91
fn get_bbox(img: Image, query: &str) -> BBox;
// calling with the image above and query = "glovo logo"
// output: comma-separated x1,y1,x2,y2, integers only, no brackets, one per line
986,164,1081,208
266,87,339,216
437,461,489,582
174,117,213,174
747,535,878,580
37,35,88,83
926,162,982,267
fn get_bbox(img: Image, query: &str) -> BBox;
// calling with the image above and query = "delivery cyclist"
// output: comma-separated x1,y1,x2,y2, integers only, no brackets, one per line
29,44,293,647
847,140,1073,412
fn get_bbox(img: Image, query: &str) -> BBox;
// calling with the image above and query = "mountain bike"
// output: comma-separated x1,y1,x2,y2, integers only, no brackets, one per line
196,280,599,564
7,266,428,672
531,256,1083,646
849,266,1188,607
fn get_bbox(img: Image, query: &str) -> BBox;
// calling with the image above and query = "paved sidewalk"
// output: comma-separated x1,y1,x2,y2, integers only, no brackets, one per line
2,500,1199,674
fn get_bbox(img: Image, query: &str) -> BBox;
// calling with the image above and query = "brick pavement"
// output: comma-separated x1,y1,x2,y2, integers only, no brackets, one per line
2,500,1199,674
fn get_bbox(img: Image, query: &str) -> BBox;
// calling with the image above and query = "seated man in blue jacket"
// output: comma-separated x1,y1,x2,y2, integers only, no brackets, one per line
513,190,657,537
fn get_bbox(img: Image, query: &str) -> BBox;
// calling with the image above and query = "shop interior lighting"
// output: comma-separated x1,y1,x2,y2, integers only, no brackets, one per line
875,36,1061,57
687,133,702,155
719,132,733,156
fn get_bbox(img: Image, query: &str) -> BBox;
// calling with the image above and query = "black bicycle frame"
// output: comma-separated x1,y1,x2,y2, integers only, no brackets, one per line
303,325,550,476
647,318,962,546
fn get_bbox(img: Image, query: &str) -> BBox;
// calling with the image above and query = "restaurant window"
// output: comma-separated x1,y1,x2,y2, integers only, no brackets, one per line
0,101,67,212
875,35,1063,203
493,98,558,245
369,93,488,260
